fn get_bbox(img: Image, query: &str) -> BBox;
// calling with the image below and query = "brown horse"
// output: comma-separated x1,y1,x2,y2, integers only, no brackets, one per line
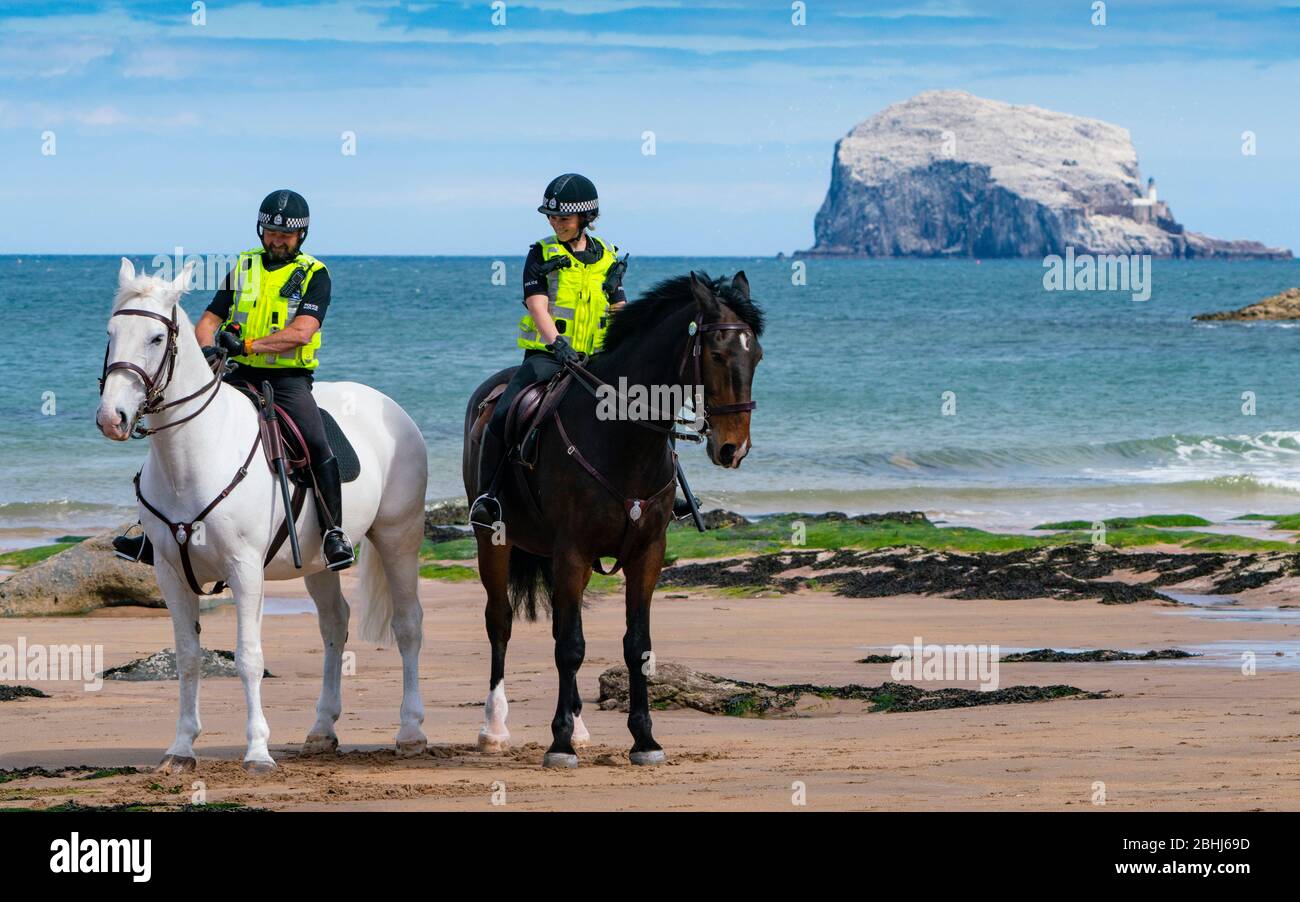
461,271,763,767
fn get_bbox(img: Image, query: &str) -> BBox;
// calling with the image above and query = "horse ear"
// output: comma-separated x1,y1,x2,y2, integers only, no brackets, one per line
171,260,196,294
118,257,136,286
689,272,720,317
731,271,750,299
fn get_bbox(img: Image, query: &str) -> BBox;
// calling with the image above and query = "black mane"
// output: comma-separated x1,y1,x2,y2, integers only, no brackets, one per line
600,271,765,355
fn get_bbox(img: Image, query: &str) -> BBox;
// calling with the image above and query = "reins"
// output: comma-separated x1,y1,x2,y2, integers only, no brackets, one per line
530,299,758,575
101,303,297,595
99,306,224,438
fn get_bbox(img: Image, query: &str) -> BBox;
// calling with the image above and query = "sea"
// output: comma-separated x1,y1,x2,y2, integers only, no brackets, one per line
3,253,1300,543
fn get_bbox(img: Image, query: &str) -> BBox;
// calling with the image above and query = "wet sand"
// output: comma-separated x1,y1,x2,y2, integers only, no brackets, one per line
2,573,1299,810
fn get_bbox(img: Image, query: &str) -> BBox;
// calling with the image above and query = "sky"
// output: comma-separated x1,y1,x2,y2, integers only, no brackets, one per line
0,0,1297,256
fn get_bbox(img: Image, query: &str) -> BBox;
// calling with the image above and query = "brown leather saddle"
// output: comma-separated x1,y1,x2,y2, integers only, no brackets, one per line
228,380,360,485
475,373,574,467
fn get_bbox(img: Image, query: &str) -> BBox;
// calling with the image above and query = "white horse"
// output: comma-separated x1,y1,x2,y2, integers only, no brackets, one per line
96,258,429,774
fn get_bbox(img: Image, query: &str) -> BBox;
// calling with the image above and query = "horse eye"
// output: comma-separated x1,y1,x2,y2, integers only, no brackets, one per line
150,335,163,345
710,351,726,363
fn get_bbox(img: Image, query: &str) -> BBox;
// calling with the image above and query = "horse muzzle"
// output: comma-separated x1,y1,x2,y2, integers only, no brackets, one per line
96,400,138,441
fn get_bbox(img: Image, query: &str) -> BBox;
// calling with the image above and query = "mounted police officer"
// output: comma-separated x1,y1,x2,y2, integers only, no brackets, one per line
469,173,628,527
114,189,355,571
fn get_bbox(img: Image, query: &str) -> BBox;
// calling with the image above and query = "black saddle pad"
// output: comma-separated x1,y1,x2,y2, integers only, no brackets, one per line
321,408,361,483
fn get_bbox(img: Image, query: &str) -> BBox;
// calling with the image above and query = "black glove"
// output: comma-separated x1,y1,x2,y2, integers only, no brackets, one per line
202,345,222,364
216,328,244,356
547,335,580,366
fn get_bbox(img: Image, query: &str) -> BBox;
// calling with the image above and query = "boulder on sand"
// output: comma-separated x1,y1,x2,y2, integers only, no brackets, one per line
0,524,163,617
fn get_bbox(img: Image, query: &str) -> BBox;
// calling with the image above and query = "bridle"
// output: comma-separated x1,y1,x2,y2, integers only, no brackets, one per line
98,305,223,438
565,300,759,441
678,315,758,433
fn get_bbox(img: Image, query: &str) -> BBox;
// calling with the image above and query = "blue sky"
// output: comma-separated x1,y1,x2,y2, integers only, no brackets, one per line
1,0,1297,255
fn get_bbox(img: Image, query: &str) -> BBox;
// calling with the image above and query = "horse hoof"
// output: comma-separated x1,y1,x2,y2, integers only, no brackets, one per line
301,734,339,755
477,731,510,753
395,738,428,758
542,752,579,769
242,758,277,775
630,749,666,766
154,755,196,775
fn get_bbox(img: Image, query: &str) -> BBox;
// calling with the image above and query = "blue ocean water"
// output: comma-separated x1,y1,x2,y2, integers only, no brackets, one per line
3,254,1300,536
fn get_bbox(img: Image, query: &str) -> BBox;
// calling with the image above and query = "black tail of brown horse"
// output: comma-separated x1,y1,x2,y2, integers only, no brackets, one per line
508,548,553,621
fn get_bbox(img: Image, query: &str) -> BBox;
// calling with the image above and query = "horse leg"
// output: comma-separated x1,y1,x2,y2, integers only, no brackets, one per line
371,523,428,756
622,537,667,765
227,564,276,773
303,569,348,754
155,557,202,774
477,534,513,752
542,550,591,769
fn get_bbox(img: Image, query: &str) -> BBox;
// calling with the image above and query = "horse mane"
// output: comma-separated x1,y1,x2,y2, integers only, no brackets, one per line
600,271,765,355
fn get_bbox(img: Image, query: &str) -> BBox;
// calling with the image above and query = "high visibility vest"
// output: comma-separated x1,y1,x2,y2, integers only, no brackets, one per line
222,249,325,370
518,233,618,354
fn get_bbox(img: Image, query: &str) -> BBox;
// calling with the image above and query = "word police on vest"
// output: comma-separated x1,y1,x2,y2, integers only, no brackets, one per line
49,833,152,882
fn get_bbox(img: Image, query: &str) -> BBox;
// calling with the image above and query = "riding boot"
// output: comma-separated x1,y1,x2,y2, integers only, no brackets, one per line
112,523,154,566
312,455,354,571
469,428,506,530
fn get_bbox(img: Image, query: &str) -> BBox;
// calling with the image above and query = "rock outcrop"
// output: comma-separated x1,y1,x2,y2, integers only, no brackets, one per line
0,525,163,616
805,90,1290,259
1194,287,1300,321
596,662,1106,716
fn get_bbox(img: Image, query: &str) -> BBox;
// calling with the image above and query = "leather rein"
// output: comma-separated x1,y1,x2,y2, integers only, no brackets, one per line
99,304,294,595
98,306,223,439
533,305,758,574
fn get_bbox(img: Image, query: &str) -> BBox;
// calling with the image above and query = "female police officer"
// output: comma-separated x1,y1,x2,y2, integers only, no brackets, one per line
469,173,626,527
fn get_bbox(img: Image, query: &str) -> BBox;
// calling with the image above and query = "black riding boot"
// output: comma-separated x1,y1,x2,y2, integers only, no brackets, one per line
113,524,154,565
313,455,354,571
469,428,506,530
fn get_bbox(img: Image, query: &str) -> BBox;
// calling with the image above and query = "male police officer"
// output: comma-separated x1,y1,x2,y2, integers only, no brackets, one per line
114,189,355,570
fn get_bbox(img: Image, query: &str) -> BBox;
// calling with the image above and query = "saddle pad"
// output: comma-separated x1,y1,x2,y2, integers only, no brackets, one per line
321,409,361,483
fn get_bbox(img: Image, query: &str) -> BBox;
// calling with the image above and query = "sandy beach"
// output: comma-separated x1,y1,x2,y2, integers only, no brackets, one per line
4,568,1299,811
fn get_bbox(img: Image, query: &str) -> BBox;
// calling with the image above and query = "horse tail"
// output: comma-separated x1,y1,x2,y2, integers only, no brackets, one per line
354,536,396,645
507,548,553,622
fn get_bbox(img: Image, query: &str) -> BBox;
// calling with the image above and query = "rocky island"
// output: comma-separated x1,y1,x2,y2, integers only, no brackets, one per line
1194,287,1300,321
804,90,1290,260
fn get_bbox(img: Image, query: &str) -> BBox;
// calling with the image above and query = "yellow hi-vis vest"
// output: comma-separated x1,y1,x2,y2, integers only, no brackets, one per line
223,249,325,370
518,233,619,355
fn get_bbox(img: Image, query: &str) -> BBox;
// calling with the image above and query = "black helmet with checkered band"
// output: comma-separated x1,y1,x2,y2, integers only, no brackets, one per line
257,189,310,241
537,173,598,218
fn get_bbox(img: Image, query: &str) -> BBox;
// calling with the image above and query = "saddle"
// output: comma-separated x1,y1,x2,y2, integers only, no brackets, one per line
228,380,361,485
478,373,574,466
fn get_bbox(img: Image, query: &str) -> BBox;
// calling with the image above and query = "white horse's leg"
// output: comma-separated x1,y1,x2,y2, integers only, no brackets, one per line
370,525,427,757
303,569,348,754
227,565,276,773
156,557,203,774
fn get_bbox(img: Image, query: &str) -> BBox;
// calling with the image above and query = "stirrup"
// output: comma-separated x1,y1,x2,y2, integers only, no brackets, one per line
322,527,355,571
469,492,502,531
113,524,154,565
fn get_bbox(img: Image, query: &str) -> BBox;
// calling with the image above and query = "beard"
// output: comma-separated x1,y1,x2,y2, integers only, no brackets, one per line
262,233,298,262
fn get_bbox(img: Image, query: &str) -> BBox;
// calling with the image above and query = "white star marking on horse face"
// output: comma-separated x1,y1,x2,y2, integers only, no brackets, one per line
739,332,749,351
